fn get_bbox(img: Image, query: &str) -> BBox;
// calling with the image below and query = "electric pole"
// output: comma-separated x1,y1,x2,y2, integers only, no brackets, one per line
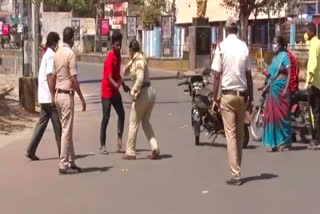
31,0,40,77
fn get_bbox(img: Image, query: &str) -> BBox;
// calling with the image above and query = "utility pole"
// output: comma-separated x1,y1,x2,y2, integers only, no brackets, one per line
22,0,31,77
317,0,319,36
31,0,40,77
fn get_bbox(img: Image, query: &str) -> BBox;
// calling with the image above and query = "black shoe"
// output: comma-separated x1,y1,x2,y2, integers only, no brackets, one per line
59,168,80,175
226,178,242,186
25,152,40,161
70,165,82,172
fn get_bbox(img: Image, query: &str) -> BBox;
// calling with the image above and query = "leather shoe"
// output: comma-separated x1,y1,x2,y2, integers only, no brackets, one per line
226,178,242,186
70,165,82,172
148,149,160,160
25,152,40,161
59,168,80,175
122,155,136,160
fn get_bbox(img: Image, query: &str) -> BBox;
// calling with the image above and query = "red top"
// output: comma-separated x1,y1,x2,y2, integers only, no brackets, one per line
101,50,121,98
287,50,299,93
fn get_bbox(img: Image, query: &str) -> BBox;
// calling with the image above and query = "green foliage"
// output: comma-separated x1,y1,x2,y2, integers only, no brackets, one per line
135,0,167,29
222,0,288,16
43,0,98,17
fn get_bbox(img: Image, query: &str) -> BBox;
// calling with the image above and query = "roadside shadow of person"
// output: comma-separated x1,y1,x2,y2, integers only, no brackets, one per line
136,154,173,160
198,142,259,150
241,173,278,184
80,166,113,174
40,153,95,161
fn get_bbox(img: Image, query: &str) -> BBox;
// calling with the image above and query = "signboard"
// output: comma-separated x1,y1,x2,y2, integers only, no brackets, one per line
161,16,172,39
71,19,81,41
127,16,137,37
161,16,172,56
196,27,211,55
100,19,110,41
3,24,9,35
0,22,3,35
104,2,128,25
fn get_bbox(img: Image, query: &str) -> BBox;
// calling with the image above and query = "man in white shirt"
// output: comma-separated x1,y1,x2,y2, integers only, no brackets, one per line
26,32,61,161
211,17,253,186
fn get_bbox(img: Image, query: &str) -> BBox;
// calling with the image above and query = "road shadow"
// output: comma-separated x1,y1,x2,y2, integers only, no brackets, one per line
290,145,308,151
40,153,95,161
80,166,113,174
136,154,173,160
198,142,259,150
241,173,278,184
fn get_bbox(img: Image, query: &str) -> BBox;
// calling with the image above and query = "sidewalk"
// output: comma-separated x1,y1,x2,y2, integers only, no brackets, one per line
0,69,38,145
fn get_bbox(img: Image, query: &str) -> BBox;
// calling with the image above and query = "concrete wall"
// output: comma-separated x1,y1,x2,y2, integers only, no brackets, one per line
143,27,161,57
41,12,95,54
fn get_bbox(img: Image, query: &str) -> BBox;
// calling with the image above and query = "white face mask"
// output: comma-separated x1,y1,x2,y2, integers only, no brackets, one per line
272,44,280,53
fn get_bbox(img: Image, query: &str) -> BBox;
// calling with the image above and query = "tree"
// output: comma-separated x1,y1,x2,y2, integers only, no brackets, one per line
43,0,98,17
222,0,287,43
134,0,168,29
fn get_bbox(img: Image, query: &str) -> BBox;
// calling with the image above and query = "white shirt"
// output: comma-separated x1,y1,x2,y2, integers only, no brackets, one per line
38,48,54,104
211,34,249,91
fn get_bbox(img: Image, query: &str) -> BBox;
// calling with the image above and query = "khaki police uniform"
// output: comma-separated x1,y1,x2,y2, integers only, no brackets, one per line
53,44,78,169
125,52,159,156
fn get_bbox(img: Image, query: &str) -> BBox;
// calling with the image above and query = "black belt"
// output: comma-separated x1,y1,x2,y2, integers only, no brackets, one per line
57,89,74,95
222,90,247,97
142,82,151,88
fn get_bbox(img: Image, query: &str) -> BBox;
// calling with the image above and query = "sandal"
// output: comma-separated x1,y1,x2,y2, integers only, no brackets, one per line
279,145,291,152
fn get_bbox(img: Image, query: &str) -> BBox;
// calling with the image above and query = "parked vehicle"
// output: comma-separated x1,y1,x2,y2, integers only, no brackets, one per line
250,89,312,143
177,69,250,147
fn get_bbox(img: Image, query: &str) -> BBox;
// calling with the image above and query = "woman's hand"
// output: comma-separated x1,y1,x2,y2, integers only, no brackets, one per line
282,89,288,97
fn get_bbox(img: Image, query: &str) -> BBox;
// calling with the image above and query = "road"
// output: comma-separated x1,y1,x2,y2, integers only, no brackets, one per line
0,62,319,214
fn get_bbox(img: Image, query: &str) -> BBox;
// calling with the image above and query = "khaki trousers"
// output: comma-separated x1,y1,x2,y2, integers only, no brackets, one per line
126,87,159,156
55,93,76,169
220,94,247,179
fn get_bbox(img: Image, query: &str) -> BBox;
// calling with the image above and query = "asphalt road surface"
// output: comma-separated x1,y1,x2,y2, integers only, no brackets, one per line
0,63,319,214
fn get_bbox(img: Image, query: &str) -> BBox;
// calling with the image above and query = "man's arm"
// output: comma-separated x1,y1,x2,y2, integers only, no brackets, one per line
72,75,86,111
47,56,56,104
246,69,254,102
131,60,145,100
47,74,56,104
70,53,86,111
246,69,254,112
306,42,318,88
212,71,221,102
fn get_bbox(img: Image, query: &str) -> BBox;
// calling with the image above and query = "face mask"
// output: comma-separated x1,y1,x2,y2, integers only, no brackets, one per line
272,44,280,53
304,33,309,42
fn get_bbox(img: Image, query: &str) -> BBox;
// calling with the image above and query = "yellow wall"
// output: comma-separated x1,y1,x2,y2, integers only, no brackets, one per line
176,0,286,24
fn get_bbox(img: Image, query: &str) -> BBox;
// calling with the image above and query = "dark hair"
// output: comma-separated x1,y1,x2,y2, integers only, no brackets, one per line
274,36,288,49
129,39,140,52
112,32,123,44
306,22,317,35
226,24,238,34
46,32,60,48
63,27,74,43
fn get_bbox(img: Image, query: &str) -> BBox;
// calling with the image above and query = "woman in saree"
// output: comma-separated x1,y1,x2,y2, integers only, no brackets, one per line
262,36,292,152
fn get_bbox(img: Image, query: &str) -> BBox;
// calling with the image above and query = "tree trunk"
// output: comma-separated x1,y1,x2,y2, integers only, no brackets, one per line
240,12,249,44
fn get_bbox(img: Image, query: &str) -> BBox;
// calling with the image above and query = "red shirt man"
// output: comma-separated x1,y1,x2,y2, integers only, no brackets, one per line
101,49,121,98
99,32,130,155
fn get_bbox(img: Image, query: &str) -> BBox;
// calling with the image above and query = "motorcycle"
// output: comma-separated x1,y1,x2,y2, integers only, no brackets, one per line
177,69,250,147
250,88,312,143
